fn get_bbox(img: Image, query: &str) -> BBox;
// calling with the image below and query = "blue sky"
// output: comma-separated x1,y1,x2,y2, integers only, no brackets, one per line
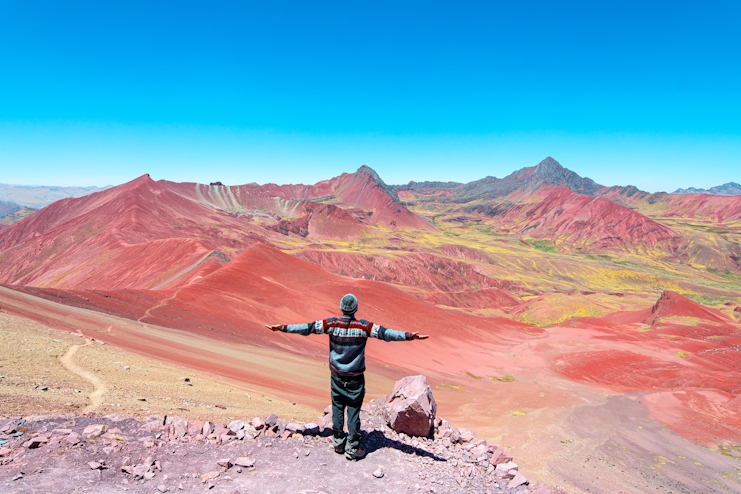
1,1,739,191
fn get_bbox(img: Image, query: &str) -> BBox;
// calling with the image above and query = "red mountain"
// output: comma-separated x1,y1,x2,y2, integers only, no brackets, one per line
0,166,433,290
166,165,430,230
0,175,261,289
643,290,730,326
465,185,680,253
8,244,540,373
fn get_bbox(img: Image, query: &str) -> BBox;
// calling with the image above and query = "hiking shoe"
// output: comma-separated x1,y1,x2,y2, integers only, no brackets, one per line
345,445,366,461
334,443,346,454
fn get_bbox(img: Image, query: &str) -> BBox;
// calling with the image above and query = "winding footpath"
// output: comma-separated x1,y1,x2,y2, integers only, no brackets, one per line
59,338,106,413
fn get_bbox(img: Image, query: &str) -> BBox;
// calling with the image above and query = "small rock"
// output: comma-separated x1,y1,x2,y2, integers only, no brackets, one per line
144,471,156,481
12,474,23,481
201,471,220,482
227,420,244,432
496,461,518,473
449,428,460,444
39,386,49,391
157,484,168,493
302,423,319,435
251,417,265,430
52,428,72,435
88,461,103,470
373,466,385,478
286,422,304,433
265,414,278,427
217,458,233,469
502,469,517,480
103,446,114,455
457,429,476,444
469,443,487,458
132,464,148,479
489,447,512,465
233,457,254,468
83,424,107,439
178,484,183,490
27,437,48,449
508,472,529,489
0,448,12,457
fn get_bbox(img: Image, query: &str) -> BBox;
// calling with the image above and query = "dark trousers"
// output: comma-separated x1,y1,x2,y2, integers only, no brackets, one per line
330,373,365,453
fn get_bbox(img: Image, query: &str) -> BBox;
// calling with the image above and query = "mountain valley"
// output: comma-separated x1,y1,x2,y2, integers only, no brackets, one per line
1,158,739,492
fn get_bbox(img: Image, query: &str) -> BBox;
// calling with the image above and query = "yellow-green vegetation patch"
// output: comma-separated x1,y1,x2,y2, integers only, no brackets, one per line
515,294,611,327
675,351,691,359
525,239,558,253
510,410,527,417
438,383,465,391
661,316,703,326
491,375,516,383
718,445,741,459
654,455,674,468
465,372,484,380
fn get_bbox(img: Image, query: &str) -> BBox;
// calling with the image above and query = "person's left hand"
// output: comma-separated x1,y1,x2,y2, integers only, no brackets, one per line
265,324,282,331
410,332,429,340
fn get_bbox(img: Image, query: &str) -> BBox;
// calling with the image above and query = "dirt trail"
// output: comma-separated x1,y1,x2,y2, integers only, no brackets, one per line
137,287,184,323
59,338,106,412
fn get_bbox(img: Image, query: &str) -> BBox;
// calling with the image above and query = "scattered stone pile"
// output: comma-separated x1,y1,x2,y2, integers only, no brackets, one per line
0,376,562,493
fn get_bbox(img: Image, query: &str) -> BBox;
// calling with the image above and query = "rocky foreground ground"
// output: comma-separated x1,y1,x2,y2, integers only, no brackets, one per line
0,382,561,494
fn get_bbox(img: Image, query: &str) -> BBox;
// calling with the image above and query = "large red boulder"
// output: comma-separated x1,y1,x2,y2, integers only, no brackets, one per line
383,375,437,437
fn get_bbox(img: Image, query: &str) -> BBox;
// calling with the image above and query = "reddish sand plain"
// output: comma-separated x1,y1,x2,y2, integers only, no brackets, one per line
4,283,741,491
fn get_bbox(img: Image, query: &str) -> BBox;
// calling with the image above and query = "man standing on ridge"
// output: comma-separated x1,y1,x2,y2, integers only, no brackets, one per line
266,293,429,460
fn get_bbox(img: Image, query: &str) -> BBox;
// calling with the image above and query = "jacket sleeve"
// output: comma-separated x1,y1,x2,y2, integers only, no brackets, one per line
368,322,411,341
280,319,328,336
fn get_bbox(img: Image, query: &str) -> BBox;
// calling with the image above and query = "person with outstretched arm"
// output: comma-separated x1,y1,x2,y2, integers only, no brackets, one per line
266,293,429,460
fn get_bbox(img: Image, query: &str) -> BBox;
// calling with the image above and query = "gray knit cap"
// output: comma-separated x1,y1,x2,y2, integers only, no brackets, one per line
340,293,358,314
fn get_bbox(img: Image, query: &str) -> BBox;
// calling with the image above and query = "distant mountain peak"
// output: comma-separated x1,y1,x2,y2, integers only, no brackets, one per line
672,182,741,196
356,164,379,177
534,156,563,173
352,165,401,202
456,157,603,201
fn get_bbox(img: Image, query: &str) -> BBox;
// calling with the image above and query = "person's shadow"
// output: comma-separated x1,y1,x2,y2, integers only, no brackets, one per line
360,429,447,461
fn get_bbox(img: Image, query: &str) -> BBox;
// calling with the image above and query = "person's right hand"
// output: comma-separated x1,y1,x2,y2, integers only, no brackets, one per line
410,332,429,340
265,324,282,331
